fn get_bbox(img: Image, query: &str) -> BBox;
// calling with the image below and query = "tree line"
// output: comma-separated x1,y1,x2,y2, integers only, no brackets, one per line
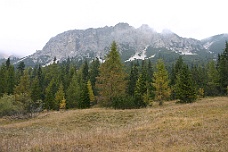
0,41,228,116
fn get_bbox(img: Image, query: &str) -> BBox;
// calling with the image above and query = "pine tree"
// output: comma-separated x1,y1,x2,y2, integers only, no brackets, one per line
170,56,184,99
128,63,139,96
205,60,219,96
153,59,171,105
135,73,147,107
79,83,90,109
43,60,59,87
218,42,228,94
175,64,196,103
0,64,8,96
17,61,25,77
7,65,15,95
89,58,100,95
14,70,31,111
191,65,207,93
96,41,127,107
61,58,72,94
6,58,10,69
14,70,30,98
44,79,58,110
134,61,148,107
37,65,45,100
147,60,154,98
81,60,89,82
66,72,81,108
31,77,42,102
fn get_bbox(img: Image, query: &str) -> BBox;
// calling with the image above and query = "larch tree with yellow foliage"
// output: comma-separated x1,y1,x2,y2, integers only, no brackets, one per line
153,59,171,105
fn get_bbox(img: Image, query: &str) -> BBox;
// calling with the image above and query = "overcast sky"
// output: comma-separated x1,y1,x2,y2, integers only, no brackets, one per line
0,0,227,57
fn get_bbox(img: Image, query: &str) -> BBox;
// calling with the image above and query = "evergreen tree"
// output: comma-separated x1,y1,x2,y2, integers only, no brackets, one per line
6,58,10,69
174,56,184,73
128,63,139,96
81,60,89,82
170,56,184,99
61,58,72,94
147,60,153,79
73,61,91,109
96,41,127,107
14,70,31,111
17,61,25,76
218,42,228,94
205,60,219,96
7,65,15,95
134,62,148,107
191,64,207,93
79,83,90,109
153,59,171,105
135,73,148,107
44,79,58,110
89,58,100,94
66,73,81,108
37,65,45,100
14,70,30,96
31,76,42,102
43,60,59,87
175,64,196,103
147,60,154,99
37,65,43,82
0,64,8,96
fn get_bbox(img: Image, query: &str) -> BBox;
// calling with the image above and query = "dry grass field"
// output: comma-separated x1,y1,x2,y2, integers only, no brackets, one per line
0,97,228,152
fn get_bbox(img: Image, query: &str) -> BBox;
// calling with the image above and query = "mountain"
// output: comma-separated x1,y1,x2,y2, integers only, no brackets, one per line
201,34,228,54
2,23,228,66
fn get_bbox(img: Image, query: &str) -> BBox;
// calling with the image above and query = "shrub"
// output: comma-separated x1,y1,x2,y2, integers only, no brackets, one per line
112,96,137,109
0,94,23,117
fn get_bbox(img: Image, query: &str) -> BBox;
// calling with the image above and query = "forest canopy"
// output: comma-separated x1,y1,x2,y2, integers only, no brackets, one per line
0,41,228,117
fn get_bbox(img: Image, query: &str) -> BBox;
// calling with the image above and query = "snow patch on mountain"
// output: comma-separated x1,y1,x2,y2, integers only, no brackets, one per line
146,54,156,59
14,56,28,65
125,45,149,62
203,42,214,49
43,58,60,67
180,51,196,55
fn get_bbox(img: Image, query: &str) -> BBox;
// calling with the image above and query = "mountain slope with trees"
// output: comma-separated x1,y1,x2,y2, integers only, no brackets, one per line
0,41,228,116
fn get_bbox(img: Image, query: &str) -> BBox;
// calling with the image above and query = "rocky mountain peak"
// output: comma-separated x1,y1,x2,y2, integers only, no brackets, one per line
114,22,131,30
138,24,154,32
12,23,228,67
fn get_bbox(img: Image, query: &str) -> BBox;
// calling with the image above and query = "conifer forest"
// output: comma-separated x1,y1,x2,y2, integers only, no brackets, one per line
0,41,228,117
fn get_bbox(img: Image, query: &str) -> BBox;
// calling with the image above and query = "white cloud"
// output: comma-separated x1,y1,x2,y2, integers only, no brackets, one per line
0,0,227,57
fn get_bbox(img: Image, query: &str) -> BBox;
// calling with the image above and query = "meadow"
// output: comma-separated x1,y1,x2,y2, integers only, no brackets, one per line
0,97,227,152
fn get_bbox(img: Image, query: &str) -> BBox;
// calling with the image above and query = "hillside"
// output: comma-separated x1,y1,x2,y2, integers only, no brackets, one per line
0,97,227,151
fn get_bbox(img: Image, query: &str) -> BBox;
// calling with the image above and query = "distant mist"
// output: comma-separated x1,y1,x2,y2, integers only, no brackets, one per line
0,51,22,59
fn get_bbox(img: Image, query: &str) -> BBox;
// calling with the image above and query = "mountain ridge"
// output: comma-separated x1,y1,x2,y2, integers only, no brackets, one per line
1,23,228,66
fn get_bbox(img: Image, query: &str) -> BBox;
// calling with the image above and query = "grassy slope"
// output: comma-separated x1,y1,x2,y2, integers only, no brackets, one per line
0,97,228,152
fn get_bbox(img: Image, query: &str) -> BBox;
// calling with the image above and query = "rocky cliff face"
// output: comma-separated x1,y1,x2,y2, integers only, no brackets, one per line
15,23,228,66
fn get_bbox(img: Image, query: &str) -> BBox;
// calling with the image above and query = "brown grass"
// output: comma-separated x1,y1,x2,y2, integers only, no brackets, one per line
0,97,228,152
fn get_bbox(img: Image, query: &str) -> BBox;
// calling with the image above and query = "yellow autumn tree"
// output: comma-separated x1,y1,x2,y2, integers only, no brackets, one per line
87,80,95,103
96,41,127,107
55,83,66,110
153,59,171,105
